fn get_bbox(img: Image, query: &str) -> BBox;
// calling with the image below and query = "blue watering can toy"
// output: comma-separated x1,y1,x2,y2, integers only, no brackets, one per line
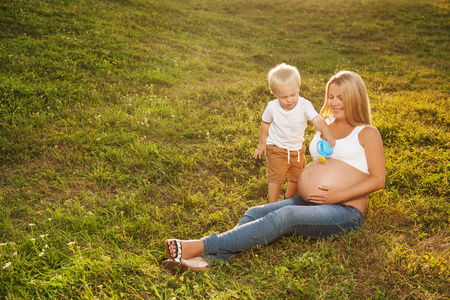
316,140,333,163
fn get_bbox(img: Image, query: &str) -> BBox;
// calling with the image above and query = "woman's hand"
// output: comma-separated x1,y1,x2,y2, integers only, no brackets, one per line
307,185,346,205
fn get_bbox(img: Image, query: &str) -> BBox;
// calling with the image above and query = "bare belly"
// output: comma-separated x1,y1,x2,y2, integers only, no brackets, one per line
297,159,369,214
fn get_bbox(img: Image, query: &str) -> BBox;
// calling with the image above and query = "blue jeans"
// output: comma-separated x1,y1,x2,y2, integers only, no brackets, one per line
201,196,363,263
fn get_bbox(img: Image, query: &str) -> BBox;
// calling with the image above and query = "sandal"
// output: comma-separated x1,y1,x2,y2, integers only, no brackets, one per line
162,257,209,274
165,239,182,262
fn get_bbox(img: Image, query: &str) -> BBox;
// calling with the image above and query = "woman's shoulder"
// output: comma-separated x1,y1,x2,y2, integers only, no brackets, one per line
359,125,380,135
358,125,383,145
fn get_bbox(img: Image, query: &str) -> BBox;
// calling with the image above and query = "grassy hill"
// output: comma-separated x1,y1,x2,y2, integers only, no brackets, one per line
0,0,449,298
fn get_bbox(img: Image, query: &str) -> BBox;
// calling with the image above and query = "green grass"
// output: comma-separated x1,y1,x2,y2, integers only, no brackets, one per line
1,0,449,298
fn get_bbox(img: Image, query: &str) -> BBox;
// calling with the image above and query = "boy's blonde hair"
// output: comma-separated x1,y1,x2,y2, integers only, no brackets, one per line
268,63,301,94
320,71,372,126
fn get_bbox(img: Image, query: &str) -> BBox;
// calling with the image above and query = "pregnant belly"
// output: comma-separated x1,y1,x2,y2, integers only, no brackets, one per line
297,159,369,203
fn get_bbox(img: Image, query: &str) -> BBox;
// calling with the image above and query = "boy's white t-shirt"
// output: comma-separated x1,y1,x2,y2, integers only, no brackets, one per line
262,96,319,151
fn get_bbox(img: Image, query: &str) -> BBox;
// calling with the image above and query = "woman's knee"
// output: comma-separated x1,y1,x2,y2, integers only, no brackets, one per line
244,199,303,220
243,205,267,221
271,206,297,222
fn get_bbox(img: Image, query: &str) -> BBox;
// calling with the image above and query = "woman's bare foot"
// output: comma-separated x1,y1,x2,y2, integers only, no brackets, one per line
165,239,204,260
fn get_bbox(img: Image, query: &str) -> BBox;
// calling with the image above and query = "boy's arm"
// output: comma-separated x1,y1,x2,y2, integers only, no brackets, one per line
311,116,336,147
253,121,271,159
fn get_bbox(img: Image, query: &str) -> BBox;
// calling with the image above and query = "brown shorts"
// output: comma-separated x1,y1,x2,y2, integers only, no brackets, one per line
266,144,306,184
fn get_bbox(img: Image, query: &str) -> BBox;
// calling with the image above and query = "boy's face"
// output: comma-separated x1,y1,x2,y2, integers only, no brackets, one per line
272,80,300,111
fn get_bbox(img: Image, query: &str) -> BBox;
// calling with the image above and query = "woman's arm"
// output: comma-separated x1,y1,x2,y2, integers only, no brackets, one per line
307,126,386,204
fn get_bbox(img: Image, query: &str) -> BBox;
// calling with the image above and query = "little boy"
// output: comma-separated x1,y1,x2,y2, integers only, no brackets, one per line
253,63,335,203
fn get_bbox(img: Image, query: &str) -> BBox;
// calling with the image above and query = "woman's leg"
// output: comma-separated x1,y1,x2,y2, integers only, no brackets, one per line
168,199,363,263
202,203,363,260
235,196,307,227
166,198,307,262
199,197,308,262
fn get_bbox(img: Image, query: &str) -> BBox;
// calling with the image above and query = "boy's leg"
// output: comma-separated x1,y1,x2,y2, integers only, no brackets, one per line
286,147,306,199
268,182,282,203
285,181,298,199
266,145,289,203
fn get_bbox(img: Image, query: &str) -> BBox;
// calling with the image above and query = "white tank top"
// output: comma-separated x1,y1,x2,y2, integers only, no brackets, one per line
309,124,369,174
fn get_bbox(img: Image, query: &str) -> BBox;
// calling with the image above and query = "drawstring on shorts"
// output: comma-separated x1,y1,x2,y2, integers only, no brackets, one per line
287,149,301,164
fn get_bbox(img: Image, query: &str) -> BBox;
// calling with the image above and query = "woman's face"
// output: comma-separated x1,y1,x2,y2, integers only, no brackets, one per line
328,83,345,119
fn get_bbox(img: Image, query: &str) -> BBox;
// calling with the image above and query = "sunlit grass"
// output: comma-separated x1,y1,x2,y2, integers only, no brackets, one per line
1,0,449,298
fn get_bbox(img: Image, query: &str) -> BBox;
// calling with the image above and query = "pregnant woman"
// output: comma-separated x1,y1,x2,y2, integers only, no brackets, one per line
162,71,386,273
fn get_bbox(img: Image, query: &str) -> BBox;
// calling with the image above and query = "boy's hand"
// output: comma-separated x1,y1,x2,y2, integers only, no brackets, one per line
324,135,336,147
310,116,336,148
253,145,267,159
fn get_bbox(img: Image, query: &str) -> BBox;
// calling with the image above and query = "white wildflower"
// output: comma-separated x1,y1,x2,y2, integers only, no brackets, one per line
2,262,11,269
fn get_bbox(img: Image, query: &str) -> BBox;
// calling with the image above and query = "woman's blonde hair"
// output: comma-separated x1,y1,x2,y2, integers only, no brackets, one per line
268,63,301,94
320,71,372,126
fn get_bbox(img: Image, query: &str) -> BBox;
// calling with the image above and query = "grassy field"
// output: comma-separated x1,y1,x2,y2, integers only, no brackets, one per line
0,0,449,298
